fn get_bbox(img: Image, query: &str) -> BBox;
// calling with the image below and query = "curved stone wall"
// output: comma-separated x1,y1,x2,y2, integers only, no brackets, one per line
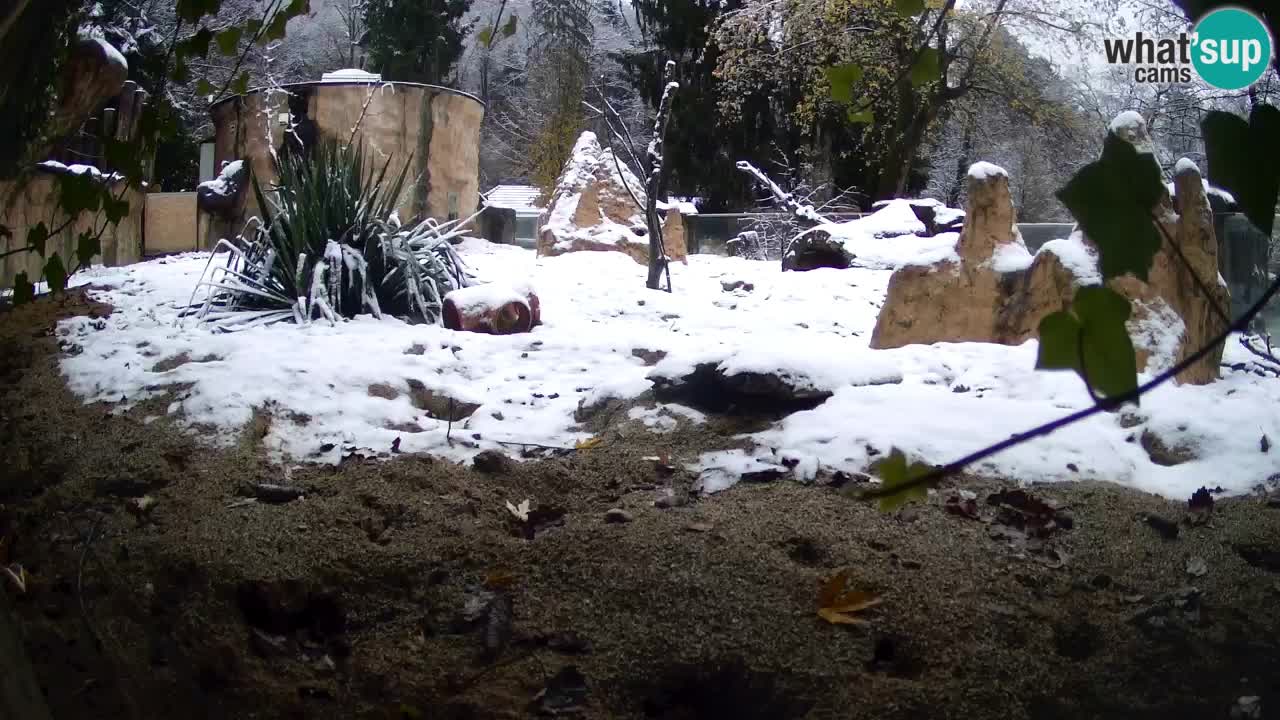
209,81,483,227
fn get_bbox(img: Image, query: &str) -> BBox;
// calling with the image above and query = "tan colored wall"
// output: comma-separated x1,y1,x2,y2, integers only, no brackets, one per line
211,82,483,227
1,171,143,288
144,192,198,255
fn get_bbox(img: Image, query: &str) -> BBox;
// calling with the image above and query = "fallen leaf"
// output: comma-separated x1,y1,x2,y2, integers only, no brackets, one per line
575,436,604,450
817,570,882,625
506,499,531,522
1262,435,1271,453
485,569,517,590
2,564,28,594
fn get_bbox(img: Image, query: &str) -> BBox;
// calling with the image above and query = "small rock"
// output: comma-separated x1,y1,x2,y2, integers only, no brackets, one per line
1144,514,1180,540
1262,435,1271,453
244,483,304,504
532,666,588,716
654,494,688,509
604,508,633,524
473,450,513,474
1231,695,1262,720
1089,574,1112,590
248,628,289,658
544,631,592,655
1185,556,1208,577
684,522,714,533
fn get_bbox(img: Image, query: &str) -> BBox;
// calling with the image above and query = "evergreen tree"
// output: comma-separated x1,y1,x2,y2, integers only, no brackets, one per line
362,0,475,84
616,0,779,211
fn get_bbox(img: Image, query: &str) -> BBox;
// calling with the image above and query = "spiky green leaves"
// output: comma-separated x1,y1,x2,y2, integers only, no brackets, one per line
1036,286,1139,403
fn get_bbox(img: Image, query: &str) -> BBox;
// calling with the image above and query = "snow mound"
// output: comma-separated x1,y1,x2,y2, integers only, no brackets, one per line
968,161,1008,181
1037,231,1101,285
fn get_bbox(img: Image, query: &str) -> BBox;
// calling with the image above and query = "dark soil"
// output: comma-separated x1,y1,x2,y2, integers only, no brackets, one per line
3,289,1280,720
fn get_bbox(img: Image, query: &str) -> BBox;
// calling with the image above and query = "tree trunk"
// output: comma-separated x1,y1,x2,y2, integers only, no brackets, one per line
0,592,53,720
645,61,679,291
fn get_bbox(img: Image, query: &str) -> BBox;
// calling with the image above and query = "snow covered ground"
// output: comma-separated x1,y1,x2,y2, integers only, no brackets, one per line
56,237,1280,500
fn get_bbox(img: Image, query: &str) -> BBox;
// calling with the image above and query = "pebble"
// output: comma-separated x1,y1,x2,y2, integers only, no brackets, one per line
604,508,633,524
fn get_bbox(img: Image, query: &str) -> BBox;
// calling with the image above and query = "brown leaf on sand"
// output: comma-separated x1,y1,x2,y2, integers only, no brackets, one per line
817,570,882,625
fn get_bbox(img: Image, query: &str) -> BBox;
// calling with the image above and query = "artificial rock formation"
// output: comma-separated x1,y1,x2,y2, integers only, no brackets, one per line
538,131,688,265
872,114,1230,386
870,163,1035,345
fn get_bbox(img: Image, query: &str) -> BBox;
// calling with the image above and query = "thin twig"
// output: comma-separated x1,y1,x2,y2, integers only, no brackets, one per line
77,514,105,650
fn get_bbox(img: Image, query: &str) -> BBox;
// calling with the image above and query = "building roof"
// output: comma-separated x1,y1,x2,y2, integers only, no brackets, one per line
484,184,544,211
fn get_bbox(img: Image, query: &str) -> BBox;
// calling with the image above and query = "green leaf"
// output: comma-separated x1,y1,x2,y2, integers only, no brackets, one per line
285,0,311,18
1036,286,1138,403
176,0,223,23
263,12,290,42
910,47,940,87
1074,286,1137,400
103,197,131,226
28,222,49,257
895,0,926,16
1036,310,1082,370
44,253,68,295
478,28,493,48
1055,133,1163,281
180,27,214,58
502,14,518,38
58,173,103,216
171,57,191,84
231,72,251,96
215,26,244,56
12,272,35,305
76,231,101,269
1202,105,1280,237
873,448,931,512
825,63,863,105
195,78,215,97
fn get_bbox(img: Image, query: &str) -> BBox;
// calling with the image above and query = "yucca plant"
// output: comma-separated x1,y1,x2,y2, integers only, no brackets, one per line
184,140,473,331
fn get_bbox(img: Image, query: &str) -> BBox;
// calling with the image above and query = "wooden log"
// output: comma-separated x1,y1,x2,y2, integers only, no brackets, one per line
114,80,138,141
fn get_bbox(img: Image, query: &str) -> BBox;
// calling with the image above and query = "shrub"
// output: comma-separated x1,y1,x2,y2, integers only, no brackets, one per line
186,141,471,330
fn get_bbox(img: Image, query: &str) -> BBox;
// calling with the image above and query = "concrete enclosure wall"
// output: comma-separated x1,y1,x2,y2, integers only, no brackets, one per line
144,192,198,255
0,171,143,287
210,82,484,229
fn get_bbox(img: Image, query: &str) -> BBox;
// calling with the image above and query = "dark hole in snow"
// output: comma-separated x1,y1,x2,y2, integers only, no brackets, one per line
652,363,833,417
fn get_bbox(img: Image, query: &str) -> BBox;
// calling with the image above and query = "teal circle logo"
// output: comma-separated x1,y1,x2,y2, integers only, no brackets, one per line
1191,8,1273,90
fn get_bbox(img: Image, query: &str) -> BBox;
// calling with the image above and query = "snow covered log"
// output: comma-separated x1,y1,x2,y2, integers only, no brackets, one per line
872,112,1230,385
442,283,540,335
783,200,932,271
197,160,248,218
870,198,965,236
